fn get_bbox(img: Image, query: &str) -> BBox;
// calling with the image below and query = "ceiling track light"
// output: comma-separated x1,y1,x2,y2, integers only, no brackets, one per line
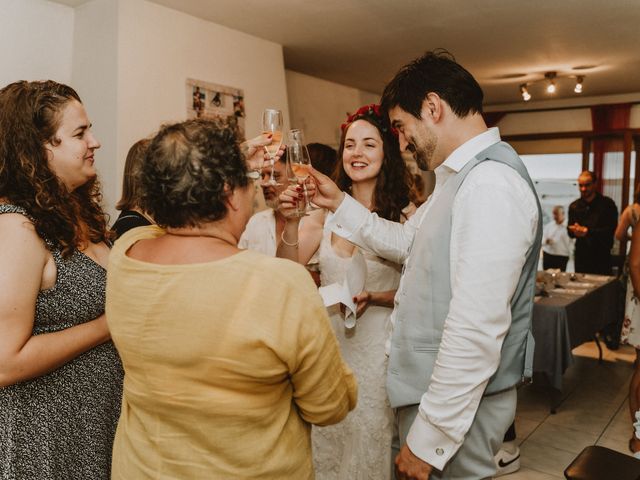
517,71,586,101
545,72,557,94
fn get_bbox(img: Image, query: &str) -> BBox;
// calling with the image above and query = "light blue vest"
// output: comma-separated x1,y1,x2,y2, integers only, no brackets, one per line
387,141,542,408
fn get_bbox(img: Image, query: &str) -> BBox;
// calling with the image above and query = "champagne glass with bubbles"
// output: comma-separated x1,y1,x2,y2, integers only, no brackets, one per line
287,129,313,215
261,109,283,185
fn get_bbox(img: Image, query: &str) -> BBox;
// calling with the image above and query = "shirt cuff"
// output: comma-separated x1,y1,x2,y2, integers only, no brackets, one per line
325,194,369,239
406,410,462,471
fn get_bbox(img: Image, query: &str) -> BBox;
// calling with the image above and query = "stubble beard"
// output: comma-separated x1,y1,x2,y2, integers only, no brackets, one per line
265,197,279,210
413,135,437,172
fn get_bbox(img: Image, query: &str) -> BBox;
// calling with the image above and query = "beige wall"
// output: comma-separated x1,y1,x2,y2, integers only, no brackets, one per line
0,0,74,86
286,70,379,148
113,0,290,217
497,104,640,155
498,108,592,136
72,0,120,220
6,0,290,218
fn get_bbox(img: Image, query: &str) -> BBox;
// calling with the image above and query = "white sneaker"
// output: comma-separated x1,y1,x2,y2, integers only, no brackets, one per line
494,445,521,477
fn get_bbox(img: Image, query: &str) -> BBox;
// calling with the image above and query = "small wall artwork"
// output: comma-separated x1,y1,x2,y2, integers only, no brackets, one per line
186,78,245,138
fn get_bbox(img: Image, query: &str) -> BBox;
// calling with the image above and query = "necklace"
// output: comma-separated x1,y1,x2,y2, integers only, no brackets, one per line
165,227,237,246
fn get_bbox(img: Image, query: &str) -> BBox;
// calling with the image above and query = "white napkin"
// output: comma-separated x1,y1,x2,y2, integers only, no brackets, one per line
318,249,367,328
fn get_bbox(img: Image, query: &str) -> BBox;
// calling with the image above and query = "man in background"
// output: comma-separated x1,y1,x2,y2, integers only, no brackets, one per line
568,171,617,275
542,206,572,271
568,170,619,349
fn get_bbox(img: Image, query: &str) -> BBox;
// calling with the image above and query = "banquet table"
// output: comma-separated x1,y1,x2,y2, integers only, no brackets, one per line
531,273,620,412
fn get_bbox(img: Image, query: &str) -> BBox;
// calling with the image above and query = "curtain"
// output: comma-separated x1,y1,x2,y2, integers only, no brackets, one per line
590,103,631,200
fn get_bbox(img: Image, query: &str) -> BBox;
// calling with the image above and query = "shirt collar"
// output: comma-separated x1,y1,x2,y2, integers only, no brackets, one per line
439,127,502,174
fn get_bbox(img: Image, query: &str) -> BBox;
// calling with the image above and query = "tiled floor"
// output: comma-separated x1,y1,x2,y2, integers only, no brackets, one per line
504,341,637,479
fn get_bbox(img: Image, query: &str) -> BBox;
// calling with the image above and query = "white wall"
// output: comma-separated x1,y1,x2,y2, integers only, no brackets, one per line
498,108,592,136
0,0,74,86
116,0,290,199
286,70,379,148
72,0,119,220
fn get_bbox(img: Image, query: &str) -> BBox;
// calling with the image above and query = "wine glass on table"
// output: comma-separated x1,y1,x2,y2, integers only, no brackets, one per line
261,109,283,185
287,128,313,216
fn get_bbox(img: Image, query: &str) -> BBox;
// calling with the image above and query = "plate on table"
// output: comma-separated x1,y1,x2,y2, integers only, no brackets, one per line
582,274,611,282
551,288,588,295
566,282,594,288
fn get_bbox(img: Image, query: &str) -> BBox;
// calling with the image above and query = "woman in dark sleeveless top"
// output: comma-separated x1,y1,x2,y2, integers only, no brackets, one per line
111,138,154,239
0,80,123,479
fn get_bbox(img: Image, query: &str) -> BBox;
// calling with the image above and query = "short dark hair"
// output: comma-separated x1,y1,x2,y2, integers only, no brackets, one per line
307,143,337,177
580,170,597,184
140,119,248,228
381,49,484,119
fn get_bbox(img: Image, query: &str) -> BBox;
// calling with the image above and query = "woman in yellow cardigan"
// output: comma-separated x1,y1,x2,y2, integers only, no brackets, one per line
106,118,357,479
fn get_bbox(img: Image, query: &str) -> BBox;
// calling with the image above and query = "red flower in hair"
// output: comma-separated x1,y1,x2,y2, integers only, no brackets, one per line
340,103,398,137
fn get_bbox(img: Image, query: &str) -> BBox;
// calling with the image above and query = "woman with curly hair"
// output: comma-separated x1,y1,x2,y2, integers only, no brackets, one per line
0,80,123,479
106,118,356,479
277,104,415,479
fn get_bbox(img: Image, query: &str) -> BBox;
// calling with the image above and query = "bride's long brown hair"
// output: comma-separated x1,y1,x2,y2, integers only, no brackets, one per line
0,80,111,257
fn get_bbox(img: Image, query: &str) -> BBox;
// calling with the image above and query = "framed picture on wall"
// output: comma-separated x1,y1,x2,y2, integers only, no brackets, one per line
186,78,245,138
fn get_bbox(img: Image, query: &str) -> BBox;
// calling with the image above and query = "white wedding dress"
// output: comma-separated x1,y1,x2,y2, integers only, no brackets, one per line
312,225,401,480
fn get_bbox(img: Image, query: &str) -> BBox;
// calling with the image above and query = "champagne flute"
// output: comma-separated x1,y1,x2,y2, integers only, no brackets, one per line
287,129,313,215
261,109,283,186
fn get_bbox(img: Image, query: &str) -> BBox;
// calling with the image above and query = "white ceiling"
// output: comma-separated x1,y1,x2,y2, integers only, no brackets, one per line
52,0,640,107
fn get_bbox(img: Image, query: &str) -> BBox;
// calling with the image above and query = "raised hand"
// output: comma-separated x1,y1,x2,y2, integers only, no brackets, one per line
241,134,285,172
307,166,345,212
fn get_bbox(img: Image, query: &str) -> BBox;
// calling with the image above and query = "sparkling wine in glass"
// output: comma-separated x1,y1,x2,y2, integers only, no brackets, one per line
287,129,313,215
261,109,283,186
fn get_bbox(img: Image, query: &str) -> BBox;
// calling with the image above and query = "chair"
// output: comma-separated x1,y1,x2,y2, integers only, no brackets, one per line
564,445,640,480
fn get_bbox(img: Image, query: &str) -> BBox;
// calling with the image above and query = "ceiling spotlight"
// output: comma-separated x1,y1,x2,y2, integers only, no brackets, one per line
517,71,586,101
545,72,557,94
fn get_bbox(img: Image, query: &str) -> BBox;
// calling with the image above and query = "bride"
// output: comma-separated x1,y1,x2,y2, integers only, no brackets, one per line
277,104,415,479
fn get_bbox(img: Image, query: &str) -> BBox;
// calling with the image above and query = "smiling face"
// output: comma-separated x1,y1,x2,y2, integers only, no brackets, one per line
389,105,438,171
341,119,384,184
46,100,101,192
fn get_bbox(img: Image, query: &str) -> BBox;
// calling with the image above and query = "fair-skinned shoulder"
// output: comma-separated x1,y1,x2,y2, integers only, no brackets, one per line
0,213,110,387
296,208,325,265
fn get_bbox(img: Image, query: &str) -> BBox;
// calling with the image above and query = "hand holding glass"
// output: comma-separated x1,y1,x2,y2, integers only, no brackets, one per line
287,134,313,216
261,109,283,185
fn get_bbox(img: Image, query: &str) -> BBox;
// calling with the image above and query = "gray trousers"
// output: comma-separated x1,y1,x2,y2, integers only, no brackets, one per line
391,387,516,480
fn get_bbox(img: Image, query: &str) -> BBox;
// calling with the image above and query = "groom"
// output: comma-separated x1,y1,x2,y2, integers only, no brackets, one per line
305,51,542,479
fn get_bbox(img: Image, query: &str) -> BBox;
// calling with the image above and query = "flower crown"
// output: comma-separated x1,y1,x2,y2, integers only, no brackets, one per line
340,103,398,137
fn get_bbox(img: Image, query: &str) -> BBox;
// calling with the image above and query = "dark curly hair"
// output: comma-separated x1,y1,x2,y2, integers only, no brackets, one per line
0,80,111,257
334,112,412,222
381,49,484,119
140,118,249,228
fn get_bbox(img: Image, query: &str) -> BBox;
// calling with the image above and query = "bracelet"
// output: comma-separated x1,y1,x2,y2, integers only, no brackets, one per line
280,230,299,247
